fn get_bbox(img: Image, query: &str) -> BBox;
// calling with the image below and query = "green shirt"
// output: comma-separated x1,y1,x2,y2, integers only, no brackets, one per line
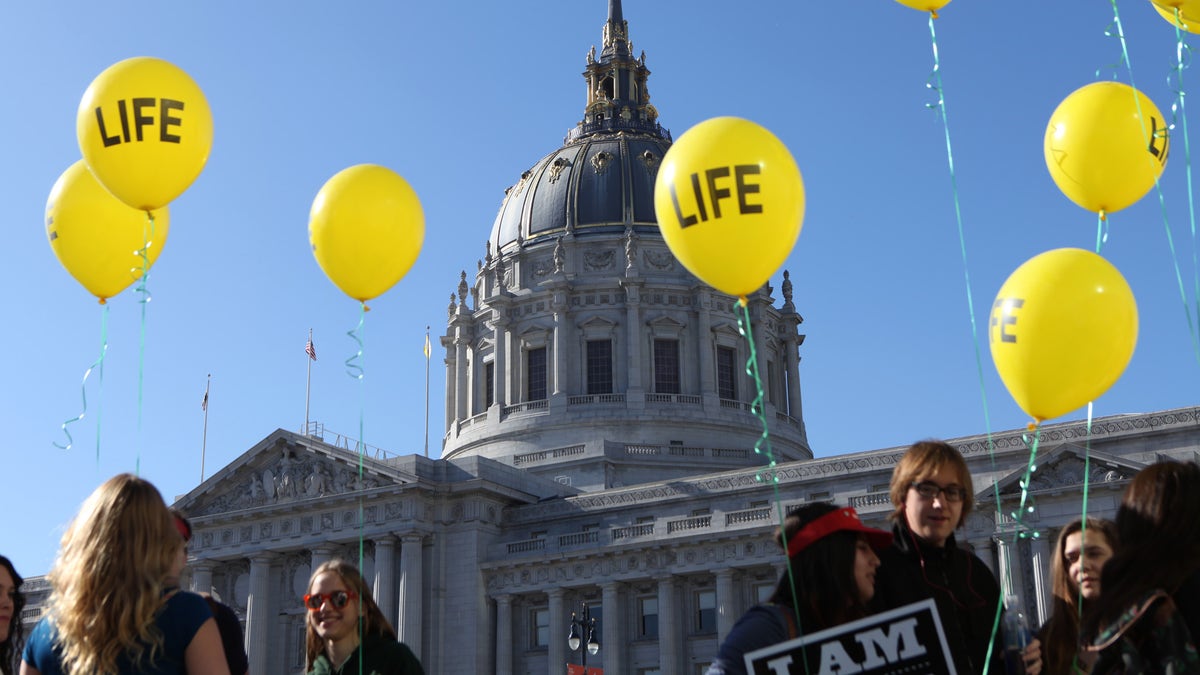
308,633,425,675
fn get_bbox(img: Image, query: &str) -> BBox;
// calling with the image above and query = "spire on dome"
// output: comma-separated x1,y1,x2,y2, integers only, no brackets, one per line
568,1,668,143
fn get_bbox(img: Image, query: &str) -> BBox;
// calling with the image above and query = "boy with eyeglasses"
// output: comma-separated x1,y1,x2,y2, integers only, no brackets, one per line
873,440,1003,675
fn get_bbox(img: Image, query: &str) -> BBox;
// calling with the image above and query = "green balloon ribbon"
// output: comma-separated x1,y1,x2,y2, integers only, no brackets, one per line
55,305,110,464
1166,9,1200,366
924,15,1010,667
133,211,157,475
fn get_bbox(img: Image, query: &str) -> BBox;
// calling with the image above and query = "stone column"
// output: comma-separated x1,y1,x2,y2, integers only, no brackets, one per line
455,334,470,420
995,536,1024,600
657,576,680,674
1030,536,1051,626
783,333,803,421
444,339,455,433
373,536,397,628
398,534,424,658
622,281,644,397
750,303,769,405
310,544,336,571
694,288,715,397
495,594,513,675
602,582,623,675
190,561,215,595
245,553,275,675
715,568,737,643
493,315,509,407
548,588,566,675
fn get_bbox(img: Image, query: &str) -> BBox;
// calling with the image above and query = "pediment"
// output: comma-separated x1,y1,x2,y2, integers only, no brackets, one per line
990,444,1145,498
175,429,419,517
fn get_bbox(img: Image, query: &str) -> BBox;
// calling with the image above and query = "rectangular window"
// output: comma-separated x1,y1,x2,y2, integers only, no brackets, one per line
696,589,717,633
755,582,775,604
767,359,778,406
531,608,550,648
586,340,613,395
485,362,495,408
638,596,659,638
527,347,547,401
717,347,737,400
653,339,681,394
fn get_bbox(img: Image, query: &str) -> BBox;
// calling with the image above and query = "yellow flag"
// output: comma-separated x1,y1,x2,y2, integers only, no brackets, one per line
423,333,431,359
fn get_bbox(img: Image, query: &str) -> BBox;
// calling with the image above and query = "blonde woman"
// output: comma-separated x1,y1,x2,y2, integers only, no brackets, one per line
21,474,229,675
304,559,424,674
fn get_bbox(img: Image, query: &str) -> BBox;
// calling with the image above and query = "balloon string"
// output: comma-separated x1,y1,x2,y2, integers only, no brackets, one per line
133,211,156,476
347,301,368,621
1072,403,1095,674
926,18,1008,665
1095,211,1109,253
734,298,775,484
55,304,110,462
1168,11,1200,366
737,296,809,667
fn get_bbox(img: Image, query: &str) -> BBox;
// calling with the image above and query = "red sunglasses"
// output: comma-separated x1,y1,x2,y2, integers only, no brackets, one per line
303,590,358,611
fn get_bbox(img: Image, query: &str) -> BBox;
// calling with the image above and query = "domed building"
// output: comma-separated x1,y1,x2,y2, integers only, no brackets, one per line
440,0,809,489
20,3,1200,675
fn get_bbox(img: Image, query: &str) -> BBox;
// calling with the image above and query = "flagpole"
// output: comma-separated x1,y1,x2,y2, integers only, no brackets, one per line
200,374,210,482
305,328,313,435
424,326,431,458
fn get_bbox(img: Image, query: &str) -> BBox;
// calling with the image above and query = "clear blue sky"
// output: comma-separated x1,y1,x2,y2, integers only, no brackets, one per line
3,1,1198,577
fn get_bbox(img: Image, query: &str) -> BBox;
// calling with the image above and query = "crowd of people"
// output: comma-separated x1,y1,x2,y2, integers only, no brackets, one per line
3,448,1199,675
3,473,425,675
708,443,1200,675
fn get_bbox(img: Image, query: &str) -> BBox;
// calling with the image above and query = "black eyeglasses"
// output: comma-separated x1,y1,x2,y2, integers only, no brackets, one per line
910,481,967,502
303,590,358,611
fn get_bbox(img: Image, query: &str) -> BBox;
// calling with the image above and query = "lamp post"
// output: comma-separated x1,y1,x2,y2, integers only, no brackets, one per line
567,601,601,674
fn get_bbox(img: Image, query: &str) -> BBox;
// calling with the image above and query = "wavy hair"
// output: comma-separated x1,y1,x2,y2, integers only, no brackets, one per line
0,555,25,675
770,503,871,633
304,559,396,670
1085,461,1200,640
46,473,181,675
1040,518,1117,675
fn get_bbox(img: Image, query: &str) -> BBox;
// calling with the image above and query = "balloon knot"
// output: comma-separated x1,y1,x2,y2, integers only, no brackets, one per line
363,303,371,312
737,296,748,308
1027,422,1038,432
98,297,107,305
931,10,939,19
1099,210,1107,222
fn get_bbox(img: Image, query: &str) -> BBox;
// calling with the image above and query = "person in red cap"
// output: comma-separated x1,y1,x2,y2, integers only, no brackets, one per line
705,502,893,675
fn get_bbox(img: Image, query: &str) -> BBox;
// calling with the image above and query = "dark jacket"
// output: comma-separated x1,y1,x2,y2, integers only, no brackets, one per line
873,519,1003,675
1089,571,1200,675
308,633,425,675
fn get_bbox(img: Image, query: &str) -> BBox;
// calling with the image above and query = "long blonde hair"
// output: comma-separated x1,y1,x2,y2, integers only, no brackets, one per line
304,559,396,670
46,473,181,675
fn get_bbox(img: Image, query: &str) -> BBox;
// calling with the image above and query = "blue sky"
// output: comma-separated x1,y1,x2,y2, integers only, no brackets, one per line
4,1,1199,577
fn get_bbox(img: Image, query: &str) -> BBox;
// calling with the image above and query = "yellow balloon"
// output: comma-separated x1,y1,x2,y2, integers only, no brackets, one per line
989,249,1137,424
47,160,170,302
895,0,952,13
1044,82,1168,215
1152,1,1200,33
77,57,213,211
309,164,425,303
653,117,805,298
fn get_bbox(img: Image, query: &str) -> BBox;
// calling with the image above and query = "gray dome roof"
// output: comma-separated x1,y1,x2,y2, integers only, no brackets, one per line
489,0,671,254
489,133,672,254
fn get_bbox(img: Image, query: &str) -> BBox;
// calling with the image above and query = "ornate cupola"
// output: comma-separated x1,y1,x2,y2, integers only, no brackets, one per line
440,1,811,489
570,0,664,143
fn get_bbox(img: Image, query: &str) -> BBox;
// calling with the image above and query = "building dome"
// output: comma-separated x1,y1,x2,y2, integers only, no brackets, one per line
489,0,671,255
440,0,811,487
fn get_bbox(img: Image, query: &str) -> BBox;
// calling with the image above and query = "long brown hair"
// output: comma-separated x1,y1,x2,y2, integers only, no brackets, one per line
1085,461,1200,640
304,559,395,669
0,555,25,675
46,473,182,675
1041,518,1117,675
770,503,871,633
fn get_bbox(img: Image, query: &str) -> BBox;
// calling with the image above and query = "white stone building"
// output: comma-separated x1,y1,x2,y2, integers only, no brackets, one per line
19,3,1200,674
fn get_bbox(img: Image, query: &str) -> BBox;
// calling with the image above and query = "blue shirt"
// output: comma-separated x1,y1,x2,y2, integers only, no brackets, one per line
23,590,213,675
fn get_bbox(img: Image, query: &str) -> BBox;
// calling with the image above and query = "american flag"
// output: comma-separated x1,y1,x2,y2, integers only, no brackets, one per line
201,390,208,412
305,337,317,361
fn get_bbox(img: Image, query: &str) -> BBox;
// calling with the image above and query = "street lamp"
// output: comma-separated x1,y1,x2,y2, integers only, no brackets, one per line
567,601,600,673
